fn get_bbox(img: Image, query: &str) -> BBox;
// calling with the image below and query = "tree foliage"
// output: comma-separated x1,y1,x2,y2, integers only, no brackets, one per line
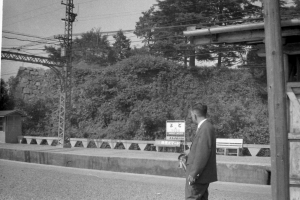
72,28,112,66
11,52,269,144
135,0,261,67
0,78,14,110
15,99,54,136
45,29,135,67
67,55,269,143
111,30,131,63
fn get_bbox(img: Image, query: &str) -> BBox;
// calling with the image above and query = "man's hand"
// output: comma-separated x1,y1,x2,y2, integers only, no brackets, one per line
178,153,187,163
178,153,187,171
188,175,196,185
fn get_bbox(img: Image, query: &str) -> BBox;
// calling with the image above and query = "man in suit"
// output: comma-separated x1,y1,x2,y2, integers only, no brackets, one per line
185,104,217,200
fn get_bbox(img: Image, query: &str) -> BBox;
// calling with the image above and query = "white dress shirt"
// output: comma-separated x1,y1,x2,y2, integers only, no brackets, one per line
197,119,207,131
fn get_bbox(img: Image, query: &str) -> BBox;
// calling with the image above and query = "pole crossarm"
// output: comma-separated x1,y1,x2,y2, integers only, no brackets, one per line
1,51,62,67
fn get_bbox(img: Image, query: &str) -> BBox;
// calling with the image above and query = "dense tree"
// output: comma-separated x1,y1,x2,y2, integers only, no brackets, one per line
0,78,14,110
72,28,112,66
45,28,112,67
44,46,64,64
13,98,54,136
111,30,131,63
9,55,269,144
130,46,150,56
135,0,261,67
295,0,300,9
281,0,300,15
68,55,269,143
45,29,134,67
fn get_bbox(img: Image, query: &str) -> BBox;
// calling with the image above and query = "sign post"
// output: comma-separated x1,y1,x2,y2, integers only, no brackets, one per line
166,120,185,152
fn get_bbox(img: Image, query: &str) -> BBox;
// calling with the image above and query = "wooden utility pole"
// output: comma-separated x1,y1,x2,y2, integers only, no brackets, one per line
264,1,290,200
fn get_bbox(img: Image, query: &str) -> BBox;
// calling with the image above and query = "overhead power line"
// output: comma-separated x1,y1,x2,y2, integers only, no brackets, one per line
78,9,145,19
2,30,58,42
159,8,262,26
78,12,142,21
2,36,60,45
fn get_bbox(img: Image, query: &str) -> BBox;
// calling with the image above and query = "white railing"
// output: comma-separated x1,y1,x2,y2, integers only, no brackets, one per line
17,136,270,156
243,144,270,157
69,138,156,151
18,136,58,146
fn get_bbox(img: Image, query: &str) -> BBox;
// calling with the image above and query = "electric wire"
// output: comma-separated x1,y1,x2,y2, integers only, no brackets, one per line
78,12,142,21
78,9,146,19
7,5,293,50
2,30,58,42
2,36,60,45
155,8,262,26
3,2,298,67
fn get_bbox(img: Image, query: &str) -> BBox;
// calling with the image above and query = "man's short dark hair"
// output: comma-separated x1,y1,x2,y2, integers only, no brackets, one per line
191,103,207,118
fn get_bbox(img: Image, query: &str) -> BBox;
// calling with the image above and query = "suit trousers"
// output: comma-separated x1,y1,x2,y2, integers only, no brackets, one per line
185,179,210,200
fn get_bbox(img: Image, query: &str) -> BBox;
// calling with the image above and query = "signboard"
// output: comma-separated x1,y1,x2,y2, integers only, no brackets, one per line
166,120,185,141
154,140,181,147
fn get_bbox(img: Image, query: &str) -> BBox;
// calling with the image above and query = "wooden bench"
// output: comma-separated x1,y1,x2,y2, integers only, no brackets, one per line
216,138,243,156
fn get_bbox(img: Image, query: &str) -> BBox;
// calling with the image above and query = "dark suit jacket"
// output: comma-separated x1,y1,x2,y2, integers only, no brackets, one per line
186,120,218,183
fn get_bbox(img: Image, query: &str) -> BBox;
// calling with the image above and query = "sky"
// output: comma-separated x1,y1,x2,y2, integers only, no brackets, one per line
1,0,296,81
1,0,157,81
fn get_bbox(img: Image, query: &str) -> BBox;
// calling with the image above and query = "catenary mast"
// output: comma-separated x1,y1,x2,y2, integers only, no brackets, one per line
57,0,77,147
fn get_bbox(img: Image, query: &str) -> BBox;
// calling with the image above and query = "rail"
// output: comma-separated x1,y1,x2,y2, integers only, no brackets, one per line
17,136,270,156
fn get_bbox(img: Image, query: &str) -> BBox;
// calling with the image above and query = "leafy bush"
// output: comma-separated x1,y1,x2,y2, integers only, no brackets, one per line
70,55,269,144
0,78,15,110
11,55,269,144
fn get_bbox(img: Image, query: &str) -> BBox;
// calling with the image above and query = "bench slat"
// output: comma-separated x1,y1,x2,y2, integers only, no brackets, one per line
216,138,243,156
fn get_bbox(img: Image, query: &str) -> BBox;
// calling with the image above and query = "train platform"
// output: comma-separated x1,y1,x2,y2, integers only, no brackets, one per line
0,143,271,185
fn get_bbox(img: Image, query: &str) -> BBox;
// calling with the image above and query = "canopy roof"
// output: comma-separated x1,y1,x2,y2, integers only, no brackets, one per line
0,110,25,117
183,19,300,47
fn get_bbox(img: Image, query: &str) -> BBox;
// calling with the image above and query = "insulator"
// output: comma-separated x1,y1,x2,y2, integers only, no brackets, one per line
61,47,66,57
69,13,77,22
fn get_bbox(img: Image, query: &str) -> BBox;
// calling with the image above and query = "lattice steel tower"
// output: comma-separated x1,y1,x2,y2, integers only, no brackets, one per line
57,0,77,146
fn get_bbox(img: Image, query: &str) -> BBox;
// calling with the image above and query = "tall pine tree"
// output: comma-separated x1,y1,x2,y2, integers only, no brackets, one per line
135,0,262,67
112,30,131,62
72,28,111,67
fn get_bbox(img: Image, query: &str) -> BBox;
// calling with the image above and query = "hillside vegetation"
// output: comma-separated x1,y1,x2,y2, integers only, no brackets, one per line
9,55,269,144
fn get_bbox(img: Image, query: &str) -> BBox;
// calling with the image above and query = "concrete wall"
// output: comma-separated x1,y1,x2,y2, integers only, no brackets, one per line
0,148,271,185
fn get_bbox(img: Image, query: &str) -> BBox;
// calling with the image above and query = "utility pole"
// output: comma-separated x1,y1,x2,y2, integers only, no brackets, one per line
57,0,77,147
264,0,289,199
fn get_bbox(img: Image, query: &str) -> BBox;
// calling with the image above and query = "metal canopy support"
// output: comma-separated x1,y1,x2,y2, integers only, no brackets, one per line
1,51,64,82
57,0,76,147
1,51,61,66
264,1,289,199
